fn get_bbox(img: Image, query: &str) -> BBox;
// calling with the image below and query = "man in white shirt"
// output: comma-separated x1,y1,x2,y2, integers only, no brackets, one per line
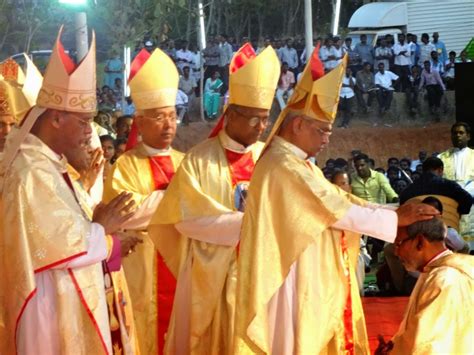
327,37,344,71
338,66,356,128
319,38,333,72
393,33,411,92
419,33,436,67
217,34,234,89
375,62,399,118
279,39,299,74
276,62,296,110
175,40,194,73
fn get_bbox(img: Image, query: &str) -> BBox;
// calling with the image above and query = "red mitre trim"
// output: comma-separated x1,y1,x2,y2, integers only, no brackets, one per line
57,40,76,75
208,43,257,139
310,44,324,81
128,48,151,82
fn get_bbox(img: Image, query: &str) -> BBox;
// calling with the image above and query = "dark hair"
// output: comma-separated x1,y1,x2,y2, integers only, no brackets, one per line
449,51,456,56
369,158,375,166
400,158,411,165
354,153,369,163
388,157,399,164
421,33,429,39
114,137,128,149
282,61,289,66
100,134,115,144
331,169,351,184
116,115,133,126
375,167,385,174
334,158,348,168
422,196,443,213
345,37,352,42
451,121,471,135
387,166,399,175
182,66,190,71
422,157,444,172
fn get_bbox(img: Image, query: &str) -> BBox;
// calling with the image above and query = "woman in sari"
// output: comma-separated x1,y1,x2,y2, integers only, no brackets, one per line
203,71,223,119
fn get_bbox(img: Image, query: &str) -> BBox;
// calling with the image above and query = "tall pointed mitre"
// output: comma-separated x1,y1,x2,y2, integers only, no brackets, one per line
128,48,179,110
208,43,280,138
36,26,96,113
264,46,347,147
1,25,96,172
228,44,280,110
0,56,42,122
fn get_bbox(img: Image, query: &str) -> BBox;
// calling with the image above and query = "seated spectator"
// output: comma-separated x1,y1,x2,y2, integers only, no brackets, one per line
444,51,456,90
334,157,349,171
422,196,469,253
406,65,421,115
115,115,133,140
351,153,399,204
325,158,336,170
179,66,197,104
355,62,376,114
419,60,445,117
203,70,223,119
275,62,296,110
374,62,399,118
99,134,115,180
430,50,444,76
112,137,127,164
176,89,189,125
113,77,123,99
123,96,136,116
387,156,400,169
410,150,427,171
411,171,421,181
322,167,334,181
94,111,115,137
338,67,356,128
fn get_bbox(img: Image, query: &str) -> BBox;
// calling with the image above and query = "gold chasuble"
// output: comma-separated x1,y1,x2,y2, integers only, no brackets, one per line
0,27,114,354
103,144,184,355
391,252,474,354
68,166,140,355
233,49,371,355
148,132,264,355
148,44,279,355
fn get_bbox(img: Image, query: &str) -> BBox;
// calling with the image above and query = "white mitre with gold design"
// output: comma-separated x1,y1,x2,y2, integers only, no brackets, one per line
37,26,96,113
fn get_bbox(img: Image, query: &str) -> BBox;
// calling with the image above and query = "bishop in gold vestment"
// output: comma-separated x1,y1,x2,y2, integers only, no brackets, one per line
148,44,280,355
104,48,184,355
233,48,437,355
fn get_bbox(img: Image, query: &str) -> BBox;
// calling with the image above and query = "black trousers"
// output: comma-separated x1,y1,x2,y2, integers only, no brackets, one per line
393,65,410,92
406,87,419,110
425,84,443,108
376,88,393,112
355,88,376,111
338,96,354,125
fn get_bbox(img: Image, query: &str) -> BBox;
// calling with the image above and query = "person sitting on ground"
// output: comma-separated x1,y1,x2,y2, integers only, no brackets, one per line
275,62,296,110
203,70,223,119
377,218,473,355
392,178,409,195
355,62,376,114
419,60,445,118
374,62,399,120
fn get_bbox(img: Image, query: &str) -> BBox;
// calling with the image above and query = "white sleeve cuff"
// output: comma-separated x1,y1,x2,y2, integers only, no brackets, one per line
332,204,398,243
65,223,108,268
175,212,243,247
122,190,164,230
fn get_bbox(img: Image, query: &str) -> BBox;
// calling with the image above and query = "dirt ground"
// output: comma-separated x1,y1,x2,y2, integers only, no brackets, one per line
173,116,454,168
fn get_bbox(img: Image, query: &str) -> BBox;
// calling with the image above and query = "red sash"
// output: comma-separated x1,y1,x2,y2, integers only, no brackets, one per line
148,155,177,355
225,150,255,186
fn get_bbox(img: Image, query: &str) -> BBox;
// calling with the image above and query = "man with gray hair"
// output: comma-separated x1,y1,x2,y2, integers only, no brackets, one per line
377,218,474,354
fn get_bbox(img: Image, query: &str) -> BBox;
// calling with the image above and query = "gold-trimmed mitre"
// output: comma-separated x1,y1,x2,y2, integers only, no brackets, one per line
228,46,280,110
37,26,97,113
286,50,347,123
128,48,179,110
0,79,30,121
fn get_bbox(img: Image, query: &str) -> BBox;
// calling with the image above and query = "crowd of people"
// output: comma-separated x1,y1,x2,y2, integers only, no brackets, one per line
0,24,472,355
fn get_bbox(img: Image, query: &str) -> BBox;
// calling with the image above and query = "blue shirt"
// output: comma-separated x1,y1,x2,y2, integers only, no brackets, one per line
432,40,447,64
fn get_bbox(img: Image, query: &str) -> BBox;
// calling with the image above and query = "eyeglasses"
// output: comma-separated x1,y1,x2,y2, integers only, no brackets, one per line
315,126,332,138
394,235,417,249
233,109,269,128
144,113,177,124
66,113,94,129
